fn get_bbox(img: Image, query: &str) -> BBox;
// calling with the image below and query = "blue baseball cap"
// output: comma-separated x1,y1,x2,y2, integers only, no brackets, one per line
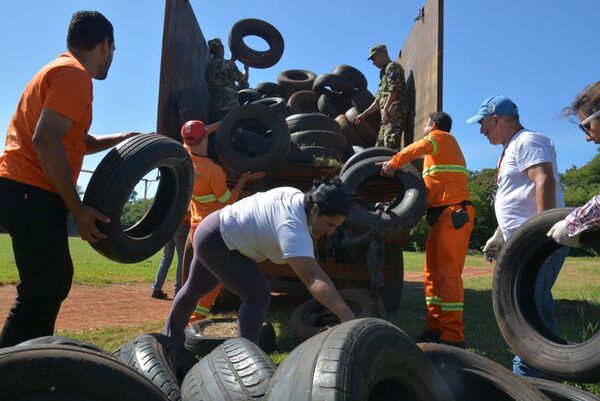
466,95,519,124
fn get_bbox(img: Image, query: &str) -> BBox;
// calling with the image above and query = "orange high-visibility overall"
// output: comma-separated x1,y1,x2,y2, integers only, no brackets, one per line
185,153,241,323
389,129,474,342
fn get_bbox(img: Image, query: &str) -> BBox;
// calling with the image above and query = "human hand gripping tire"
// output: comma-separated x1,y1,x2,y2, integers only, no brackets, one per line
547,219,581,248
375,160,397,177
483,231,505,262
73,204,110,243
239,171,265,185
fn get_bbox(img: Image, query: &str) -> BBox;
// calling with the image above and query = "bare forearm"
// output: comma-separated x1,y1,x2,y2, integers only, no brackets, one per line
303,271,354,321
34,137,83,215
361,100,380,117
85,132,136,154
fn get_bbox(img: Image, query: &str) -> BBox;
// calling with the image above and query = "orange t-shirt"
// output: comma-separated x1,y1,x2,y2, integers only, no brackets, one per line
188,152,240,227
0,52,93,192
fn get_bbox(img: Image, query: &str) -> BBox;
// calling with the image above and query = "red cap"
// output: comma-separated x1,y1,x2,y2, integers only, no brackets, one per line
181,120,207,145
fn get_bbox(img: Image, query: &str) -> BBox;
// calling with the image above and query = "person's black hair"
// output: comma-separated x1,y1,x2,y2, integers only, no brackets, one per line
67,11,114,51
428,111,452,132
304,177,352,217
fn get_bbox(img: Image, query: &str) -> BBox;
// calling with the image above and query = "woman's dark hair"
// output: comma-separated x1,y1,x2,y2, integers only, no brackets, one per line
304,177,352,217
67,11,114,51
564,81,600,118
428,111,452,132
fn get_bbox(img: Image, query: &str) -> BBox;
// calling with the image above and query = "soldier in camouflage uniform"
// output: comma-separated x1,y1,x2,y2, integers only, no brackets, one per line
354,44,409,150
205,38,249,123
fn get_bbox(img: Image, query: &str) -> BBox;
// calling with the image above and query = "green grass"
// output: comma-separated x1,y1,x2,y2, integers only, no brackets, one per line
2,234,599,395
0,234,167,286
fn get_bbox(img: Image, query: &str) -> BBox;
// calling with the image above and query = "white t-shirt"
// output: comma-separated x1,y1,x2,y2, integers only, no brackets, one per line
219,187,315,264
495,129,564,240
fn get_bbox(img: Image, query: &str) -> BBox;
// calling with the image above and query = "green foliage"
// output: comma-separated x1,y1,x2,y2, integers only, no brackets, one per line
561,149,600,207
120,198,152,227
468,168,498,250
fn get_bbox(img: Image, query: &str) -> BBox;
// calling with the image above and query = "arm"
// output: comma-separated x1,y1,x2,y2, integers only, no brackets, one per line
230,171,265,200
381,89,399,124
526,162,557,213
287,256,355,322
32,107,109,242
377,137,434,177
353,100,379,125
85,131,141,154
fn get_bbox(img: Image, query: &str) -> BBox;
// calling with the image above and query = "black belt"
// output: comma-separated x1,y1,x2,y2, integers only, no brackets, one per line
426,200,473,227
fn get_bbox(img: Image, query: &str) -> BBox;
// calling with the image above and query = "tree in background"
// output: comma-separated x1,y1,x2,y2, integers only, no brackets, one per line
561,149,600,207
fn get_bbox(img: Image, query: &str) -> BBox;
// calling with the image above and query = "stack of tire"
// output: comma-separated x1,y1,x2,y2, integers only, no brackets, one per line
235,64,380,168
225,19,381,169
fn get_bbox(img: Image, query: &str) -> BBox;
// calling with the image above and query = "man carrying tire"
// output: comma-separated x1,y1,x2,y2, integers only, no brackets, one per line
206,38,249,123
378,112,474,348
353,44,409,150
0,11,142,347
467,95,567,377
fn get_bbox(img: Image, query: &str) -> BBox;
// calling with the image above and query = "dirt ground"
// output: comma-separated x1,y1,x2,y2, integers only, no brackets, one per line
0,267,492,331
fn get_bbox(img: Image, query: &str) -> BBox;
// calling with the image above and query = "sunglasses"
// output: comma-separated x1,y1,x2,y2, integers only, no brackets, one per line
578,109,600,136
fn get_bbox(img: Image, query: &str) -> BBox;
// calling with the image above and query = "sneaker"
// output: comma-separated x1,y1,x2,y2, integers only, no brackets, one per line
151,290,169,300
413,330,441,343
439,339,466,349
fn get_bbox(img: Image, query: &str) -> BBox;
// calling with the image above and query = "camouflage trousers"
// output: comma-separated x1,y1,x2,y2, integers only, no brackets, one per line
375,104,408,150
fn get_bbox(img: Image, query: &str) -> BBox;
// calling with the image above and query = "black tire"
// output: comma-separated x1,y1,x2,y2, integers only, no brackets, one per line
287,145,342,165
287,90,319,114
0,344,170,401
216,104,290,173
351,88,375,111
83,134,193,263
525,377,600,401
339,146,396,177
228,19,284,69
255,81,286,98
312,73,355,97
232,130,273,156
185,318,277,357
285,112,340,133
418,342,550,401
346,106,378,146
342,155,426,238
17,335,110,356
291,130,347,150
493,208,600,382
335,113,368,147
182,337,276,401
381,251,405,313
277,69,317,98
118,333,197,401
238,88,262,105
252,96,287,113
332,64,368,91
317,91,352,118
289,288,386,341
265,318,456,401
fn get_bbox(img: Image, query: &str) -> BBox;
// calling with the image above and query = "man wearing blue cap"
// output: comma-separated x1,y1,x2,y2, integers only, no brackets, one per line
467,95,568,378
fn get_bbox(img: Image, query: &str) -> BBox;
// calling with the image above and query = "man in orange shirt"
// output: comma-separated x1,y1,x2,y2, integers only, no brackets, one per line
0,11,142,347
378,111,474,348
180,120,264,322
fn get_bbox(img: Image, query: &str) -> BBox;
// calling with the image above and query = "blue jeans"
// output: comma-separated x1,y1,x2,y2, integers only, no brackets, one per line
513,247,569,377
152,220,189,294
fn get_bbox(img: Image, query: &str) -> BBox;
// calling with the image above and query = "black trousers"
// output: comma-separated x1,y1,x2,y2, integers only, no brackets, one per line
0,177,73,347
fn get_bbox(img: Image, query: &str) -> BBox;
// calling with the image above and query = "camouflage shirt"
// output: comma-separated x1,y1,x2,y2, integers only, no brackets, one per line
206,56,247,114
375,61,408,113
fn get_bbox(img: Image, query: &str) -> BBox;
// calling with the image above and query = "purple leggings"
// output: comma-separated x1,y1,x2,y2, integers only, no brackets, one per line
163,210,270,344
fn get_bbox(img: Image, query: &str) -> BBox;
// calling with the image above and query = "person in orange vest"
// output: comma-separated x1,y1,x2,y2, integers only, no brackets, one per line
377,111,475,348
180,120,264,322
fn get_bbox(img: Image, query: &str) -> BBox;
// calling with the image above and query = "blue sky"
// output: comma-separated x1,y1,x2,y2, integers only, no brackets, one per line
0,1,598,194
